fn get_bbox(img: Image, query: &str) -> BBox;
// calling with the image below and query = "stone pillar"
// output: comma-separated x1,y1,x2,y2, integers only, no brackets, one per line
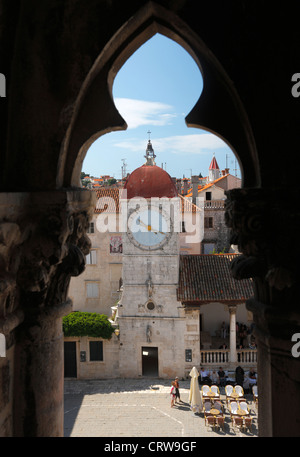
0,190,95,436
228,305,237,364
225,187,300,437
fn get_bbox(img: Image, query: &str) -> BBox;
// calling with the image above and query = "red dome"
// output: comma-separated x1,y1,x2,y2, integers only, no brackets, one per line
123,165,178,199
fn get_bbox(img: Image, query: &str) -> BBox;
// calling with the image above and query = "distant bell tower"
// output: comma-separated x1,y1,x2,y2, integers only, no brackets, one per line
209,153,221,182
144,130,156,166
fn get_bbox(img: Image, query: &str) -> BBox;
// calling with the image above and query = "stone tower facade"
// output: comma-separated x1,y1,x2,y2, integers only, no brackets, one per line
117,143,185,378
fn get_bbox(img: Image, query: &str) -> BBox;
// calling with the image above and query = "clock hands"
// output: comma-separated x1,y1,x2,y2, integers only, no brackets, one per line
137,217,165,235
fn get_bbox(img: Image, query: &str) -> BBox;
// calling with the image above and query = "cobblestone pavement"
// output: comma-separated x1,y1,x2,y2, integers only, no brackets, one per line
64,378,258,438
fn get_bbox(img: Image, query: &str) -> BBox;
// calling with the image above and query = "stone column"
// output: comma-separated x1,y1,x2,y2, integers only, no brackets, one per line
225,187,300,437
228,305,237,364
0,190,95,436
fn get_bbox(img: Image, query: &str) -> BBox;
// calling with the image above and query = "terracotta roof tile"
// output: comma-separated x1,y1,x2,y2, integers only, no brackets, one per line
185,174,229,197
177,254,254,303
93,189,200,214
94,188,121,213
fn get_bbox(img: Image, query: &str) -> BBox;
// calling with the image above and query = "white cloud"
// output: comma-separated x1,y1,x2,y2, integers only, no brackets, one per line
114,133,227,155
114,98,176,129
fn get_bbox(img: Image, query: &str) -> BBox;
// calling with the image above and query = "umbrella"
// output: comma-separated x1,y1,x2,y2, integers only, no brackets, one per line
189,366,202,414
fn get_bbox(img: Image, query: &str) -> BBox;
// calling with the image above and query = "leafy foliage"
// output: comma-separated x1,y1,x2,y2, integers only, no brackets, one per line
63,312,114,339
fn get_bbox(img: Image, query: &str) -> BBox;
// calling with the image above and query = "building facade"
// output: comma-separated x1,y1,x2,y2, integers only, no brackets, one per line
67,144,254,379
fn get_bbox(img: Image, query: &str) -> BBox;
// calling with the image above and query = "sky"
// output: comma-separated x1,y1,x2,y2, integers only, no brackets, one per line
83,33,240,180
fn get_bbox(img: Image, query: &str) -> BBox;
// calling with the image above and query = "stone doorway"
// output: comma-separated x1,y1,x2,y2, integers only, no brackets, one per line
64,342,77,378
142,347,158,377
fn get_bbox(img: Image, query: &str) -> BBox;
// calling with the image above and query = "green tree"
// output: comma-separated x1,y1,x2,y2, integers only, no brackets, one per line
63,312,115,339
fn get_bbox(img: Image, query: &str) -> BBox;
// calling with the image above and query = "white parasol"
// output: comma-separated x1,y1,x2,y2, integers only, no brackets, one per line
189,366,202,414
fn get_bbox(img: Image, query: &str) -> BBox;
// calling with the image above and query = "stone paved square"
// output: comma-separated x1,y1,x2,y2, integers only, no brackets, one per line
64,379,258,438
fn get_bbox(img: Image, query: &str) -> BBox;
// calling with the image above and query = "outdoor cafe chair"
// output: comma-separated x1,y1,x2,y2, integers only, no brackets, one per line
252,385,258,408
229,401,239,417
201,385,210,400
210,385,220,398
232,415,244,432
216,415,225,431
243,416,253,432
225,385,234,404
205,414,216,430
234,385,245,398
239,401,250,415
214,400,223,413
203,400,211,414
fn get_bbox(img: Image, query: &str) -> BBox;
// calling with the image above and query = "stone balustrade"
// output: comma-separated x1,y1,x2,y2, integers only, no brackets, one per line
200,348,257,366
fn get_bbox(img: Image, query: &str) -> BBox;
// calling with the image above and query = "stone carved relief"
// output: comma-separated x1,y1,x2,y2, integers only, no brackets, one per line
0,191,95,331
225,188,299,293
146,325,152,342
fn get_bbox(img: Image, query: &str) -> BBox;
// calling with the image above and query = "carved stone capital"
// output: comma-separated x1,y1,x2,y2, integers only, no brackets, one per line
0,190,96,324
225,188,300,291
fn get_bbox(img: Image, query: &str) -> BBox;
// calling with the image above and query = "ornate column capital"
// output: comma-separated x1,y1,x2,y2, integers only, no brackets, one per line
228,304,237,315
0,189,96,325
225,187,300,291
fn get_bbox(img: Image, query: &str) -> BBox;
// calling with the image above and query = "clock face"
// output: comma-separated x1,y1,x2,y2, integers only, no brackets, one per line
128,208,171,250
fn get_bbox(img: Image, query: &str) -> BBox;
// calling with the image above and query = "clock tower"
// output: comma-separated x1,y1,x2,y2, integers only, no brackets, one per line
117,139,185,378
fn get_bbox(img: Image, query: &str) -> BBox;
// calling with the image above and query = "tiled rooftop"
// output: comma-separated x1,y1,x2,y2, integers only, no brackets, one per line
177,254,254,304
93,189,200,214
94,188,121,213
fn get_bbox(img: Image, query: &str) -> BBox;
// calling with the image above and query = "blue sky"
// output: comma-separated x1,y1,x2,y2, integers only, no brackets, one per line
83,33,240,180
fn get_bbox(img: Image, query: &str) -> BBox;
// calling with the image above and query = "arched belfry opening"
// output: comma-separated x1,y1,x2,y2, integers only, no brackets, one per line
58,2,259,190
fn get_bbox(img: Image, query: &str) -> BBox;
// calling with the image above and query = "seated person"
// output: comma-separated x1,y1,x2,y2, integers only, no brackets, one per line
217,367,227,386
248,368,257,385
211,370,218,384
200,367,211,385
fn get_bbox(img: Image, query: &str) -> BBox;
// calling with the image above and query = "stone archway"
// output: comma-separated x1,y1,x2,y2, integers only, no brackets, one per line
57,2,260,190
1,1,299,438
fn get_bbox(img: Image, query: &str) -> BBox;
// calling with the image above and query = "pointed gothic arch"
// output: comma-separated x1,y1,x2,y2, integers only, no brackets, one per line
57,1,260,189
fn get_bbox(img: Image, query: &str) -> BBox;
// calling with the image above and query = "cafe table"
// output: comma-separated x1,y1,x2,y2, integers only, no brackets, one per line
236,408,248,416
209,408,221,416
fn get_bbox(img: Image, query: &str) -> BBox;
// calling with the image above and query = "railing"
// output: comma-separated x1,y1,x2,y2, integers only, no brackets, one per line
236,349,257,364
201,349,229,365
200,349,257,366
204,200,225,209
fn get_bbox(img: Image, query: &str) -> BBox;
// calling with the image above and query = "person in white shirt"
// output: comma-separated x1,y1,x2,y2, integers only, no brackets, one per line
200,367,211,385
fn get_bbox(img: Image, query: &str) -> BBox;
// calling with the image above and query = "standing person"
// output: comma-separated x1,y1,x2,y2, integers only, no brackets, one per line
174,377,181,403
220,321,227,339
217,367,227,387
170,381,176,407
235,365,244,387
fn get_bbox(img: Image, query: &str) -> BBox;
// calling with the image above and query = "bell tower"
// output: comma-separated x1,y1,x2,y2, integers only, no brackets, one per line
209,153,221,182
117,139,185,378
